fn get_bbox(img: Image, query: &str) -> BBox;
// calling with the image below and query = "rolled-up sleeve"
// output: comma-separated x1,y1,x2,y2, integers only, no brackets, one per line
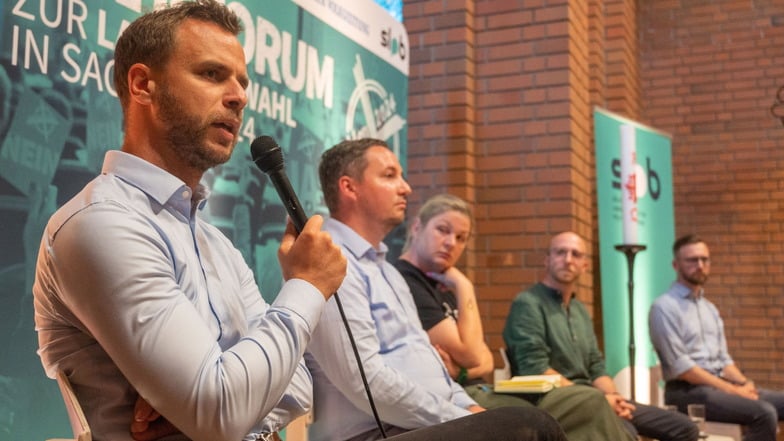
649,300,697,378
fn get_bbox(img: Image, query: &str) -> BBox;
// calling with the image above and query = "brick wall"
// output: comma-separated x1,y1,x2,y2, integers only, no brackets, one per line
404,0,617,363
639,0,784,391
404,0,784,393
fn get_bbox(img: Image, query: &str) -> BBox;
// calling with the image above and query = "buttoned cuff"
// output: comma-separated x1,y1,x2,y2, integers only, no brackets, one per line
273,278,326,330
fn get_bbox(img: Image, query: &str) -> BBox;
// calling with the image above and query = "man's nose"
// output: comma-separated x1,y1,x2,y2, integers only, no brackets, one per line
225,79,248,110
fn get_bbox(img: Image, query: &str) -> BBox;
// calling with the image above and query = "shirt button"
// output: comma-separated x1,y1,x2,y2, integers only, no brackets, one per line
181,190,190,199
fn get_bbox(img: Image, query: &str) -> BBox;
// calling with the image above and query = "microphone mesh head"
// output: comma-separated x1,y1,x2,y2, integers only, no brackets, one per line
250,135,284,174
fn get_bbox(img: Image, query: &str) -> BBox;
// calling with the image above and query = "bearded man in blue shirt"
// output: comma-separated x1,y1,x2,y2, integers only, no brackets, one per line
649,234,784,441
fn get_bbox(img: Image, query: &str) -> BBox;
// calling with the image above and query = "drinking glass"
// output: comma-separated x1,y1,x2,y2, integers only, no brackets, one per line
687,403,707,438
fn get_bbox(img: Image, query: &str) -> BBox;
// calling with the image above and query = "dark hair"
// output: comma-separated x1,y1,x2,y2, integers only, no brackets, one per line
403,194,473,252
113,0,242,110
319,138,388,214
673,234,706,255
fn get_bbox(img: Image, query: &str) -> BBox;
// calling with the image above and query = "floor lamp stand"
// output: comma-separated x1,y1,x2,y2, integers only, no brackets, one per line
614,243,647,402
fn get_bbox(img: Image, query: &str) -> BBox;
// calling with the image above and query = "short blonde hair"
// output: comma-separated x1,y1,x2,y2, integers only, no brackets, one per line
403,194,473,251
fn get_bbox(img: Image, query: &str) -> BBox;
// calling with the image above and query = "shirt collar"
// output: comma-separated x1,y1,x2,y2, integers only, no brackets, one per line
669,281,703,300
324,217,388,263
540,282,575,303
102,150,209,217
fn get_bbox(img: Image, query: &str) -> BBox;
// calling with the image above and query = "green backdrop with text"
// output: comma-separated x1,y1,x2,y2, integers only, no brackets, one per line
0,0,408,438
594,107,675,401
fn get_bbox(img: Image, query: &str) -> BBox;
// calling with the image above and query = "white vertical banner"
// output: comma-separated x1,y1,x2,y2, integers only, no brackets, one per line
620,124,638,245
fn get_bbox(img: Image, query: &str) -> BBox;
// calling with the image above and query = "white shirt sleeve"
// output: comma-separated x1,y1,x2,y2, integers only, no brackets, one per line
41,202,323,441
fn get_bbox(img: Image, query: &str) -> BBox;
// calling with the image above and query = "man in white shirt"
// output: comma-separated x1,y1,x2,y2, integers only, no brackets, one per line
33,2,346,440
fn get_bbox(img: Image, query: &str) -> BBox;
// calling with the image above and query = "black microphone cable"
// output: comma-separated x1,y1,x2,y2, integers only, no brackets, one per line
332,292,387,438
250,135,387,439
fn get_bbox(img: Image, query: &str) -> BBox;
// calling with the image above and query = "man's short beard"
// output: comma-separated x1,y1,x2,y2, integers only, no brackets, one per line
551,268,578,285
684,272,708,286
157,86,234,172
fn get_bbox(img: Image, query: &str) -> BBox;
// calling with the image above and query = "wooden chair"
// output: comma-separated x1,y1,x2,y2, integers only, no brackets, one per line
47,371,92,441
282,410,313,441
493,347,512,383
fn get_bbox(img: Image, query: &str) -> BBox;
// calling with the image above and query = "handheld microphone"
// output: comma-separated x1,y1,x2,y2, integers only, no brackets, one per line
250,135,308,233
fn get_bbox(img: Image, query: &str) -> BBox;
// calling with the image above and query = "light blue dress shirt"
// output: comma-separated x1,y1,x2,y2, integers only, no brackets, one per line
34,150,324,441
649,282,734,381
305,218,475,441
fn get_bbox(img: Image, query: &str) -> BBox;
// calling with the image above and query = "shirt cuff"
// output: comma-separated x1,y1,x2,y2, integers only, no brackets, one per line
452,386,479,411
273,278,326,330
670,355,697,379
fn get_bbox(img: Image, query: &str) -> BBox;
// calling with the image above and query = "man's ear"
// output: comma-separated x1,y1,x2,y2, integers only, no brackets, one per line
337,175,356,201
128,63,154,105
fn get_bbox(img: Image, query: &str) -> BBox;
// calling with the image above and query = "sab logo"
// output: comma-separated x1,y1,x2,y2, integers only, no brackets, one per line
611,156,661,201
381,28,406,61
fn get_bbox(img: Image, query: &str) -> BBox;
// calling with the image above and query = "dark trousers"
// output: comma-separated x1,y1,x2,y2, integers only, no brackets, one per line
666,380,784,441
619,401,699,441
463,383,636,441
350,407,567,441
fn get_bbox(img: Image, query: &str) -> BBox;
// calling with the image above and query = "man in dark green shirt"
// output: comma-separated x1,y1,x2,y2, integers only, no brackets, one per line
503,232,697,441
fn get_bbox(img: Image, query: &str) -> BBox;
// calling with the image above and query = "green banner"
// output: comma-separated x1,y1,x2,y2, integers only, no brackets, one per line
594,107,674,402
0,0,408,438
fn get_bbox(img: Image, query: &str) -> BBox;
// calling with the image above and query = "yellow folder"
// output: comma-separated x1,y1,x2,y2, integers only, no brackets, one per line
493,374,562,393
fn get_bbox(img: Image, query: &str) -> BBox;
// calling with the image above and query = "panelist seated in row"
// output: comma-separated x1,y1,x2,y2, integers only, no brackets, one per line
649,234,784,441
33,1,347,440
394,193,636,441
304,139,566,441
503,231,699,441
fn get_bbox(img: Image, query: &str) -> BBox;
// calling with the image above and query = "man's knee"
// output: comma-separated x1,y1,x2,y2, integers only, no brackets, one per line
550,384,605,405
748,400,778,432
672,419,699,441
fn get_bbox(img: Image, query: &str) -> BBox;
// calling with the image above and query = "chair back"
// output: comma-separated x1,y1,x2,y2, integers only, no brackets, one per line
493,347,512,382
284,410,312,441
54,370,92,441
